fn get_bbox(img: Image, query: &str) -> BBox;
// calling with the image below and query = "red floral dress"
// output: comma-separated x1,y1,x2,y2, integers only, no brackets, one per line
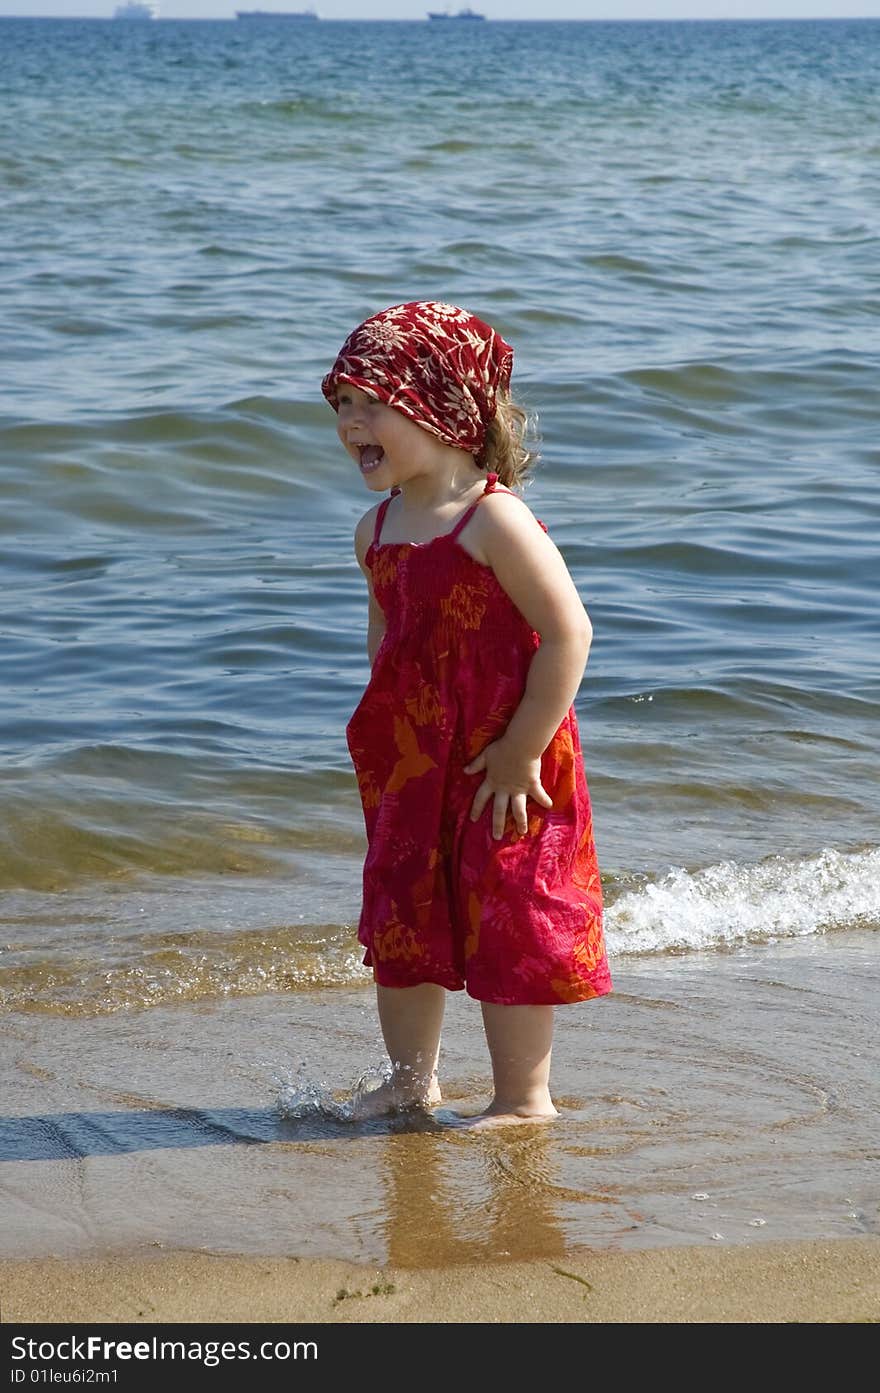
346,473,611,1006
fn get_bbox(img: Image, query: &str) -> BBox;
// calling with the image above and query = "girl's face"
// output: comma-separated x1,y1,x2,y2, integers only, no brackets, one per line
336,384,443,492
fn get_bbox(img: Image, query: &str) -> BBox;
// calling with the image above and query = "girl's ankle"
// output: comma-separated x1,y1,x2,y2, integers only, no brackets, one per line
486,1091,557,1119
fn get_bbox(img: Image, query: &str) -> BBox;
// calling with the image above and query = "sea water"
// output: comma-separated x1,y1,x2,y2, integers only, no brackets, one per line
2,17,878,1013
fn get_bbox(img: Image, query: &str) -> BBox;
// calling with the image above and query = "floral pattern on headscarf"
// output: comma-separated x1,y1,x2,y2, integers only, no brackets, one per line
321,301,514,464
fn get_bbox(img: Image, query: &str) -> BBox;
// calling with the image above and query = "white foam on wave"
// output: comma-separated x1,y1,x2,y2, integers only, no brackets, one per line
605,845,880,955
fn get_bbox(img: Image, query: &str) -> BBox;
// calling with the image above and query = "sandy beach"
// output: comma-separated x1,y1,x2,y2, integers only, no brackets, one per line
1,1237,879,1324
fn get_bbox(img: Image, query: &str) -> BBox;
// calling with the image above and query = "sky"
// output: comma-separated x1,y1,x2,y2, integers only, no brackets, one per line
2,0,878,20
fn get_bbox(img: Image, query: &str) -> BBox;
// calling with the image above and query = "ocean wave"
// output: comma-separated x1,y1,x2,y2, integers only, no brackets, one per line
605,845,880,955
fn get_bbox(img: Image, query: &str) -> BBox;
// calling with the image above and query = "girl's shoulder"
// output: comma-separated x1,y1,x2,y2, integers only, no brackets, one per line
354,501,383,568
482,482,541,521
465,484,548,565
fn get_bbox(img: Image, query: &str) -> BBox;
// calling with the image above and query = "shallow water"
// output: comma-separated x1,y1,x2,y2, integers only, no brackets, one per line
1,932,877,1263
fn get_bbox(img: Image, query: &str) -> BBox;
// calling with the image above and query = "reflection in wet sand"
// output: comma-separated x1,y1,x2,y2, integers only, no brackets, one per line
379,1122,570,1268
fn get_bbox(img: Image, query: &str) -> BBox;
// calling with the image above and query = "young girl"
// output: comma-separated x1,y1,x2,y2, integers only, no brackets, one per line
322,300,611,1128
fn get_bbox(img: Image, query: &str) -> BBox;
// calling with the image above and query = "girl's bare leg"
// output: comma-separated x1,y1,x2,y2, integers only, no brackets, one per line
354,982,446,1116
461,1002,558,1127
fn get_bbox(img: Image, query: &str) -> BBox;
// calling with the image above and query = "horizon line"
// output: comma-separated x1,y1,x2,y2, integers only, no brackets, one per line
2,11,878,20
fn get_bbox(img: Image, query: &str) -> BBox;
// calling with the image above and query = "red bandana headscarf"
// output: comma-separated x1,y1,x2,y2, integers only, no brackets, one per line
321,301,514,466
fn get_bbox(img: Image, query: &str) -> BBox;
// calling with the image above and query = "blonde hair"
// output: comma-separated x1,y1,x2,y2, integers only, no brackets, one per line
482,390,540,490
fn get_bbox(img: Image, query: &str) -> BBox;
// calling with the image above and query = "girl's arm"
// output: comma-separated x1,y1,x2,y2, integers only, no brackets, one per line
464,493,593,839
354,508,386,668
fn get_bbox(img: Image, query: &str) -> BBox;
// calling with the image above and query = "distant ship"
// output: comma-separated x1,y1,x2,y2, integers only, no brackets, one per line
113,2,158,17
235,9,319,17
427,7,485,18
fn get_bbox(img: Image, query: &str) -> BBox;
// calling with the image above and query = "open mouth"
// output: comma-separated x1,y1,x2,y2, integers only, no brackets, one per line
358,444,385,474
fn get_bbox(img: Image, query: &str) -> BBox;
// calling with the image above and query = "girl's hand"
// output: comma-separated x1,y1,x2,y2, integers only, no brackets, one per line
464,738,554,840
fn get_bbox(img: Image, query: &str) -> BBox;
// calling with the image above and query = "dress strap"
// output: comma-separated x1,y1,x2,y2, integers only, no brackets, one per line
372,488,401,546
448,472,499,540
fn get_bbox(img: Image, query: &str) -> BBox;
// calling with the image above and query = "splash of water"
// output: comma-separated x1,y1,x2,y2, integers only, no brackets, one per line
273,1058,401,1124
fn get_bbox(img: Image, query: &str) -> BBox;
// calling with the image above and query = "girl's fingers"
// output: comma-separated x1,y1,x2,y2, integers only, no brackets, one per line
469,780,493,822
471,781,554,834
533,781,554,809
470,785,512,840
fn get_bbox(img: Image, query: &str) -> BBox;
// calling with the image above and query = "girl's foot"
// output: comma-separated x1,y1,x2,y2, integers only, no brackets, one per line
351,1075,442,1120
450,1100,558,1131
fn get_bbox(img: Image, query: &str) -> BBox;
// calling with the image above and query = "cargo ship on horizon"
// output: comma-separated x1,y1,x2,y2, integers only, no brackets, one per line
427,7,485,18
113,2,158,18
